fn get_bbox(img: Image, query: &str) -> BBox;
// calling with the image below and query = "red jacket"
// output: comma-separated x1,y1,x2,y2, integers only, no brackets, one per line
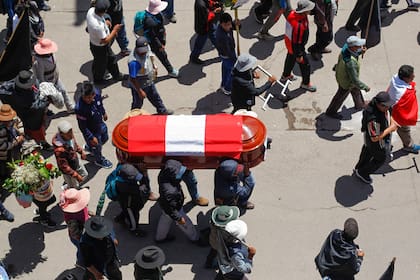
284,11,310,55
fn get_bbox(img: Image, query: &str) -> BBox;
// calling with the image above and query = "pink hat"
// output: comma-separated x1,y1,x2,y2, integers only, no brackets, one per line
34,38,58,55
60,188,90,213
146,0,168,15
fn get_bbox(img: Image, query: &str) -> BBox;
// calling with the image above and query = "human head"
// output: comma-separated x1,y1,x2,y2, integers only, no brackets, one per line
225,220,248,241
57,120,73,141
135,246,165,269
235,53,257,73
15,70,36,91
343,218,359,241
295,0,315,15
84,216,113,239
146,0,168,15
374,91,392,112
82,81,95,104
0,104,17,124
94,0,110,14
398,65,415,84
346,35,366,55
135,36,149,56
60,188,90,213
34,38,58,56
211,205,240,227
220,13,233,32
219,159,244,179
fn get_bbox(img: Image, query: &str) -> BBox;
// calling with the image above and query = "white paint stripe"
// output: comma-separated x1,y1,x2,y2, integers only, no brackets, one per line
165,115,206,156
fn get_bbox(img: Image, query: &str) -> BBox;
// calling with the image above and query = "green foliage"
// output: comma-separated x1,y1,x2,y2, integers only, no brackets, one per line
2,151,61,195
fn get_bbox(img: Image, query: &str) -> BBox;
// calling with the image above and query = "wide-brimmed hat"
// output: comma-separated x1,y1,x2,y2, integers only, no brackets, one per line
84,216,113,239
135,246,165,269
135,36,149,54
211,205,240,227
0,104,16,122
60,188,90,213
34,38,58,55
14,70,36,90
295,0,315,13
347,36,366,47
123,108,150,119
225,219,248,241
146,0,168,15
235,53,257,72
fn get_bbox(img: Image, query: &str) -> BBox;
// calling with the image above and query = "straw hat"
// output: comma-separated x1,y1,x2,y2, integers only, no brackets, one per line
0,104,16,122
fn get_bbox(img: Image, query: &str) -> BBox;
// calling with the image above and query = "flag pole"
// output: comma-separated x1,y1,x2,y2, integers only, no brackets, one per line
234,8,240,56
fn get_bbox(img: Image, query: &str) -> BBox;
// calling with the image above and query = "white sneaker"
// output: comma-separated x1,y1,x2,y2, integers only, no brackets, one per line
219,87,231,95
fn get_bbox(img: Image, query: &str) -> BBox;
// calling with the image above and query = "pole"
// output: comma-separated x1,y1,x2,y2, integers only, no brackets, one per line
234,8,240,56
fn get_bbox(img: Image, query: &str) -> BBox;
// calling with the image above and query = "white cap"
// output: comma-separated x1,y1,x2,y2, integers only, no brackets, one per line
57,120,72,133
347,36,366,47
225,220,248,241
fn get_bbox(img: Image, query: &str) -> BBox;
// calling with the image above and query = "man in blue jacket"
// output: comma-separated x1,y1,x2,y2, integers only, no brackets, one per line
214,159,256,214
75,81,112,169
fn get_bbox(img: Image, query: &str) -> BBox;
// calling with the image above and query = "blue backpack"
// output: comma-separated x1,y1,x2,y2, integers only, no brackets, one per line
105,164,124,201
134,10,146,37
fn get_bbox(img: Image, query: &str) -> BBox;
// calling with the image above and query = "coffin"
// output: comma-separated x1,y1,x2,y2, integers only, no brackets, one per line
112,114,268,169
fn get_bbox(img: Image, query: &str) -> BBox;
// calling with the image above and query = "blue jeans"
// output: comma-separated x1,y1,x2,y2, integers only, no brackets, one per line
182,169,200,200
130,83,167,113
163,0,174,17
190,24,217,59
221,57,235,91
116,17,129,51
86,123,109,163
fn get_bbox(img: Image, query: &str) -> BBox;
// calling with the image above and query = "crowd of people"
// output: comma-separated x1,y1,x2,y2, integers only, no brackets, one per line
0,0,418,279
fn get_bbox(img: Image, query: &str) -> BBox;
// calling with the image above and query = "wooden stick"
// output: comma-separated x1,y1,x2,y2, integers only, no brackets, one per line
234,8,240,56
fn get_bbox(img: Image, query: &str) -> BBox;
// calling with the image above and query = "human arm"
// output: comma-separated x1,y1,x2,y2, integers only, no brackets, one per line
159,182,183,222
99,23,122,45
32,60,46,83
128,61,147,98
345,59,370,91
230,247,253,273
75,110,96,144
371,117,398,142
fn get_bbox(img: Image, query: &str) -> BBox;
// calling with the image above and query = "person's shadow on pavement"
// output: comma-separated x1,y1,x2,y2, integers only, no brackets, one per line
192,90,232,114
334,175,374,207
2,223,47,277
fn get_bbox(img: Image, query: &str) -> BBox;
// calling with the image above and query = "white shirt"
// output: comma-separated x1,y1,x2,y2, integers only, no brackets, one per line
86,7,109,46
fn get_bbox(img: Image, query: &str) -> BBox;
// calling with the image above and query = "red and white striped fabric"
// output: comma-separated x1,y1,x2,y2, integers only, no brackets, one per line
127,114,243,159
391,82,418,126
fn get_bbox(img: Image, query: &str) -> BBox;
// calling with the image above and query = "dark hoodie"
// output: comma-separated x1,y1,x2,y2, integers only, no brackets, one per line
315,229,363,280
157,159,186,221
214,159,254,206
230,68,272,113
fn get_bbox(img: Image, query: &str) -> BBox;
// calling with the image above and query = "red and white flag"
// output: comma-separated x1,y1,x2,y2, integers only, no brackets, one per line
391,82,418,126
127,114,243,159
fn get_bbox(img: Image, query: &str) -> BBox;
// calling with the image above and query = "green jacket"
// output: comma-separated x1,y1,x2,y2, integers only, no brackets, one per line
335,50,369,91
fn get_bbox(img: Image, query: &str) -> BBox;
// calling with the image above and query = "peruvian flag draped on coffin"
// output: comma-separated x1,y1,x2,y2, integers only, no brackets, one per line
127,114,243,159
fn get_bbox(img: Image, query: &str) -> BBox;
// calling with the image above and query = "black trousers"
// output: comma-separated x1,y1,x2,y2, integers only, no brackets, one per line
117,193,146,230
33,195,56,220
326,86,365,114
308,27,333,54
150,44,174,73
89,43,121,83
355,143,386,177
254,0,272,17
346,0,372,27
282,52,310,85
